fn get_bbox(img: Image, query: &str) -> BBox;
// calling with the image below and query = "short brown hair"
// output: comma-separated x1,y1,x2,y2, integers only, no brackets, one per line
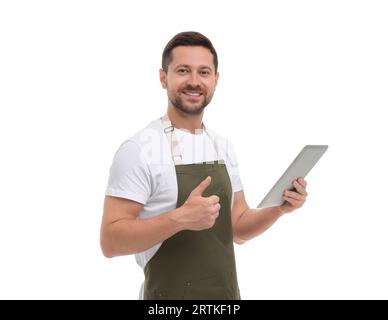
162,31,218,73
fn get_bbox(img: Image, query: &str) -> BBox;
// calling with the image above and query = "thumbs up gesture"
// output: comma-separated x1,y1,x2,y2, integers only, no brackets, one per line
173,176,221,231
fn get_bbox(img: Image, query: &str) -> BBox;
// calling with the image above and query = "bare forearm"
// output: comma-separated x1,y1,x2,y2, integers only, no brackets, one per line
101,209,184,258
233,206,284,242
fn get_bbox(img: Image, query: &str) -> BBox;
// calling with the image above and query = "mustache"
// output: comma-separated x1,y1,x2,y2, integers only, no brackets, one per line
180,85,204,92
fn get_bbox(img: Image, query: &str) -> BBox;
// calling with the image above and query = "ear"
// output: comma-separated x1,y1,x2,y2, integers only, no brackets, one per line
159,69,167,89
215,71,219,87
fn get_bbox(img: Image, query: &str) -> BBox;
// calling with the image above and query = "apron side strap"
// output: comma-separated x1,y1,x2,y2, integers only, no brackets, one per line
161,114,183,165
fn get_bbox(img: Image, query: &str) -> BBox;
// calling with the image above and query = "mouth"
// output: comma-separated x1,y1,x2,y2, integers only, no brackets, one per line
181,90,203,99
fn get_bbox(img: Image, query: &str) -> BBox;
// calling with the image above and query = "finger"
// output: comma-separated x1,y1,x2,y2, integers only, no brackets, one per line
212,206,220,219
190,176,212,196
297,177,307,187
284,190,305,201
206,195,220,205
292,180,308,196
283,195,303,208
208,203,221,215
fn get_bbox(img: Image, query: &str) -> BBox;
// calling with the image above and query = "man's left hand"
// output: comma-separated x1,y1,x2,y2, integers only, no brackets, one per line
279,177,308,214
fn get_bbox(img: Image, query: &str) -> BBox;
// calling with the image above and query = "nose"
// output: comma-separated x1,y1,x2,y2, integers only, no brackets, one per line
187,71,201,86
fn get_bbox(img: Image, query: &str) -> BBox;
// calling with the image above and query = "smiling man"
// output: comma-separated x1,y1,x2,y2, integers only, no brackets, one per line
162,45,217,116
100,31,308,300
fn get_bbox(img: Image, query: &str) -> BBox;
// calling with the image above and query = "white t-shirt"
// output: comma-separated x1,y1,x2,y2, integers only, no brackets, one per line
105,117,243,292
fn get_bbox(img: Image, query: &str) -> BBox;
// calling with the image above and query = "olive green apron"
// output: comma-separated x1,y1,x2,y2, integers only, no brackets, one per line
143,114,240,300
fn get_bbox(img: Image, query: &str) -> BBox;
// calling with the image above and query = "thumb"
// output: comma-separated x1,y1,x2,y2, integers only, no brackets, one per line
190,176,212,196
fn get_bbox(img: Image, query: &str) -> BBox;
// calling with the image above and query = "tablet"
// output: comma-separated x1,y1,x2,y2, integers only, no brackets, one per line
257,145,328,208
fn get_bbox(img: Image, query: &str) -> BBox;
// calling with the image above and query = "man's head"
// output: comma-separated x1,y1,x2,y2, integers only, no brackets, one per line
160,31,219,115
162,31,218,73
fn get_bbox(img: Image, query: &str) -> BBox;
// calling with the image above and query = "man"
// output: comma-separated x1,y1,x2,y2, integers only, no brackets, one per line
100,31,308,300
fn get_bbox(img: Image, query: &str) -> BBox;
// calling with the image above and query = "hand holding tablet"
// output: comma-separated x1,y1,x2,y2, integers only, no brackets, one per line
257,145,328,208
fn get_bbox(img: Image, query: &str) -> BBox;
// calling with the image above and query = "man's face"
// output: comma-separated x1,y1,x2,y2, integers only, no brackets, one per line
160,46,219,115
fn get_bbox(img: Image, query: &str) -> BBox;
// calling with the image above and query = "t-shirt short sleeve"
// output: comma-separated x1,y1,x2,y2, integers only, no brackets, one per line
105,140,152,204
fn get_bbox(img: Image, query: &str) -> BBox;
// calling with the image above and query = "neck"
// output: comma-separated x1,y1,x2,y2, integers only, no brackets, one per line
167,105,204,134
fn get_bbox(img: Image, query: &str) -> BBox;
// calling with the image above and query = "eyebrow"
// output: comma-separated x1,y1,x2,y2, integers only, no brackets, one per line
174,64,213,71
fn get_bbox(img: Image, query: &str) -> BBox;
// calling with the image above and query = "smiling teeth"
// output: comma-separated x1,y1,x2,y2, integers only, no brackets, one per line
185,92,201,96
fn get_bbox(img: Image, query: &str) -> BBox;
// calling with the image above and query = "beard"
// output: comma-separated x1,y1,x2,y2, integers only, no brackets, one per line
167,85,214,115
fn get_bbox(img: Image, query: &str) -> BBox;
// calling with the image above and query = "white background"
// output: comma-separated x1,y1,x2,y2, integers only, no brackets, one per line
1,0,387,299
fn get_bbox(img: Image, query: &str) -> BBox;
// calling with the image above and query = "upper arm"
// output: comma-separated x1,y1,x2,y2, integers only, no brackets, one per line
231,190,249,244
102,195,144,227
103,139,153,228
100,196,144,257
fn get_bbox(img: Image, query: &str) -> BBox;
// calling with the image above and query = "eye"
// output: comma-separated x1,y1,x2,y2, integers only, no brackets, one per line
177,69,189,74
200,70,211,76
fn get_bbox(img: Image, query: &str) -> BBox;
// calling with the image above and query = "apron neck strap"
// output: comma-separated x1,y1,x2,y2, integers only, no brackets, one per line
161,113,222,165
